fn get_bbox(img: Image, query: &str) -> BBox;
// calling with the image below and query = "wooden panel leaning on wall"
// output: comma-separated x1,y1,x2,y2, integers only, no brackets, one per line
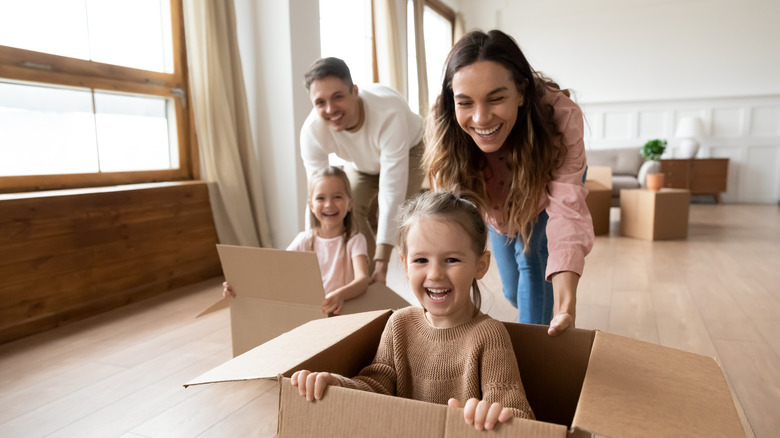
0,181,223,345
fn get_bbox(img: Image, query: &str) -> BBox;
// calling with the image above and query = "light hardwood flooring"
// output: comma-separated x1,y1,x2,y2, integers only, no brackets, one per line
0,204,777,437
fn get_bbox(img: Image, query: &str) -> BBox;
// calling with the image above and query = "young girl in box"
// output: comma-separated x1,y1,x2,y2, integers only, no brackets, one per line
223,166,369,315
292,190,535,431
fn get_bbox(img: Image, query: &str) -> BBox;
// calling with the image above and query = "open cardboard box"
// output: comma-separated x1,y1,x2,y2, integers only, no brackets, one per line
186,309,746,437
200,244,415,356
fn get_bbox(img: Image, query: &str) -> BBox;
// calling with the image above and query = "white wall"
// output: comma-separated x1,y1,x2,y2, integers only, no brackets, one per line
232,0,778,237
233,0,319,248
457,0,780,103
457,0,780,203
581,96,780,203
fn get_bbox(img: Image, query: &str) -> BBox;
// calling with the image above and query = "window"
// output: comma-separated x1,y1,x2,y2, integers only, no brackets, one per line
407,0,454,115
318,0,374,168
0,0,192,193
318,0,374,87
318,0,455,117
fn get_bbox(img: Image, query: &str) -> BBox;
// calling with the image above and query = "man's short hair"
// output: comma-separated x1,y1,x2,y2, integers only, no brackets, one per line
304,57,354,91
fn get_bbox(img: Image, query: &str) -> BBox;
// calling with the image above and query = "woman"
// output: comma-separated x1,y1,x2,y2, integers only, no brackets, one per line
424,29,594,336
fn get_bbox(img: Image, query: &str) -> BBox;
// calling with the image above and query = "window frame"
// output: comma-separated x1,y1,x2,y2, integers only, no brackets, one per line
424,0,455,45
0,0,195,194
370,0,455,83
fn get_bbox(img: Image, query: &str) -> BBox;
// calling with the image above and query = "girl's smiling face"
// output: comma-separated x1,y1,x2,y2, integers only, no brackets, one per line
401,218,490,328
308,175,352,236
451,60,525,154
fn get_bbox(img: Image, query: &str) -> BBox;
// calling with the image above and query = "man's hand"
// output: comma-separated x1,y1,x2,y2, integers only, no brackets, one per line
369,260,388,285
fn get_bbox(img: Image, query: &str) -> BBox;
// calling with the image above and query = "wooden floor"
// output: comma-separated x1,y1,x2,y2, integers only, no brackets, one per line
0,204,777,437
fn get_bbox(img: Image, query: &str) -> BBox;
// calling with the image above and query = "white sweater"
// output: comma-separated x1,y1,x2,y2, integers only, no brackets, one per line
300,84,423,247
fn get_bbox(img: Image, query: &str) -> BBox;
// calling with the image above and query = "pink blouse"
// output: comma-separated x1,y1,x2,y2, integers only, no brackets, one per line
483,87,594,281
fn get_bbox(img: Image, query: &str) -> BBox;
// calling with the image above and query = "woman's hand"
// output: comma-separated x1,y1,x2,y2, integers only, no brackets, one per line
291,370,341,401
549,271,579,336
222,281,235,298
548,312,574,336
448,398,513,431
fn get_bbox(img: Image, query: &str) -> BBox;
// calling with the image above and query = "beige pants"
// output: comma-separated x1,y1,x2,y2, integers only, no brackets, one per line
345,142,425,267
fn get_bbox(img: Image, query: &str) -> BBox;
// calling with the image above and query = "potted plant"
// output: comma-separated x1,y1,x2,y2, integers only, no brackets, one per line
640,139,667,190
640,139,667,161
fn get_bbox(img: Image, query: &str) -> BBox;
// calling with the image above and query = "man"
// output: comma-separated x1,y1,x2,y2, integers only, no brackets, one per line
300,57,424,284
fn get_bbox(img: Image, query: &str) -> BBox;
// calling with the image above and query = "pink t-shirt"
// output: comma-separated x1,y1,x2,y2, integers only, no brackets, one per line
287,230,368,294
483,87,594,281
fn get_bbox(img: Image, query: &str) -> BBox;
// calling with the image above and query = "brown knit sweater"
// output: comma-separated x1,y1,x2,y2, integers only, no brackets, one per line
334,306,535,419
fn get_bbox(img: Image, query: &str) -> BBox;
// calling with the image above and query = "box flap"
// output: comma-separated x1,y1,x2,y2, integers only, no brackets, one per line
216,244,322,304
278,377,567,438
230,298,324,356
572,331,745,437
216,244,326,356
185,309,391,387
505,323,594,427
210,244,416,356
340,282,416,314
195,296,229,318
278,378,446,437
443,408,567,437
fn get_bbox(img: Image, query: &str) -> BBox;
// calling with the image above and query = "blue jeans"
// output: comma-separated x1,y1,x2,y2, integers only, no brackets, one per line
488,211,554,324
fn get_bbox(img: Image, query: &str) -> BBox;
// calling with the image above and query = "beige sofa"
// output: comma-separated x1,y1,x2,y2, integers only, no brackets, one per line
586,147,659,205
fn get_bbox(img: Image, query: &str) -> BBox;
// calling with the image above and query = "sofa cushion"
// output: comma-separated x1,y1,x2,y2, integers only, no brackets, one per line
586,147,644,176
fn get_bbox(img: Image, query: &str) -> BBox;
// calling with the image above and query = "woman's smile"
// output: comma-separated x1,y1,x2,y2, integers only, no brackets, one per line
452,60,524,154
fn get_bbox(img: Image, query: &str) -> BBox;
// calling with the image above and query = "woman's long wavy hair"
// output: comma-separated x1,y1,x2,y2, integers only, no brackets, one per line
423,29,568,250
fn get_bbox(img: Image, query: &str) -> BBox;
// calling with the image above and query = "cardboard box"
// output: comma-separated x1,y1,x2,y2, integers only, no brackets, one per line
586,165,613,191
201,244,415,356
619,188,691,241
186,309,746,437
585,180,611,236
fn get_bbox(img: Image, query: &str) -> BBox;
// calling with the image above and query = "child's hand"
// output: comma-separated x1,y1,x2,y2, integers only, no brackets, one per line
291,370,341,401
322,292,344,315
448,398,513,431
222,281,235,298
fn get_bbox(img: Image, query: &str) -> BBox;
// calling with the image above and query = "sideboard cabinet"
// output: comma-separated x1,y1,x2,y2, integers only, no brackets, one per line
660,158,729,203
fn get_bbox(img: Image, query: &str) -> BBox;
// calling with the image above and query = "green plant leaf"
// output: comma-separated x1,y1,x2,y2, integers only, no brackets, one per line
640,139,668,160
